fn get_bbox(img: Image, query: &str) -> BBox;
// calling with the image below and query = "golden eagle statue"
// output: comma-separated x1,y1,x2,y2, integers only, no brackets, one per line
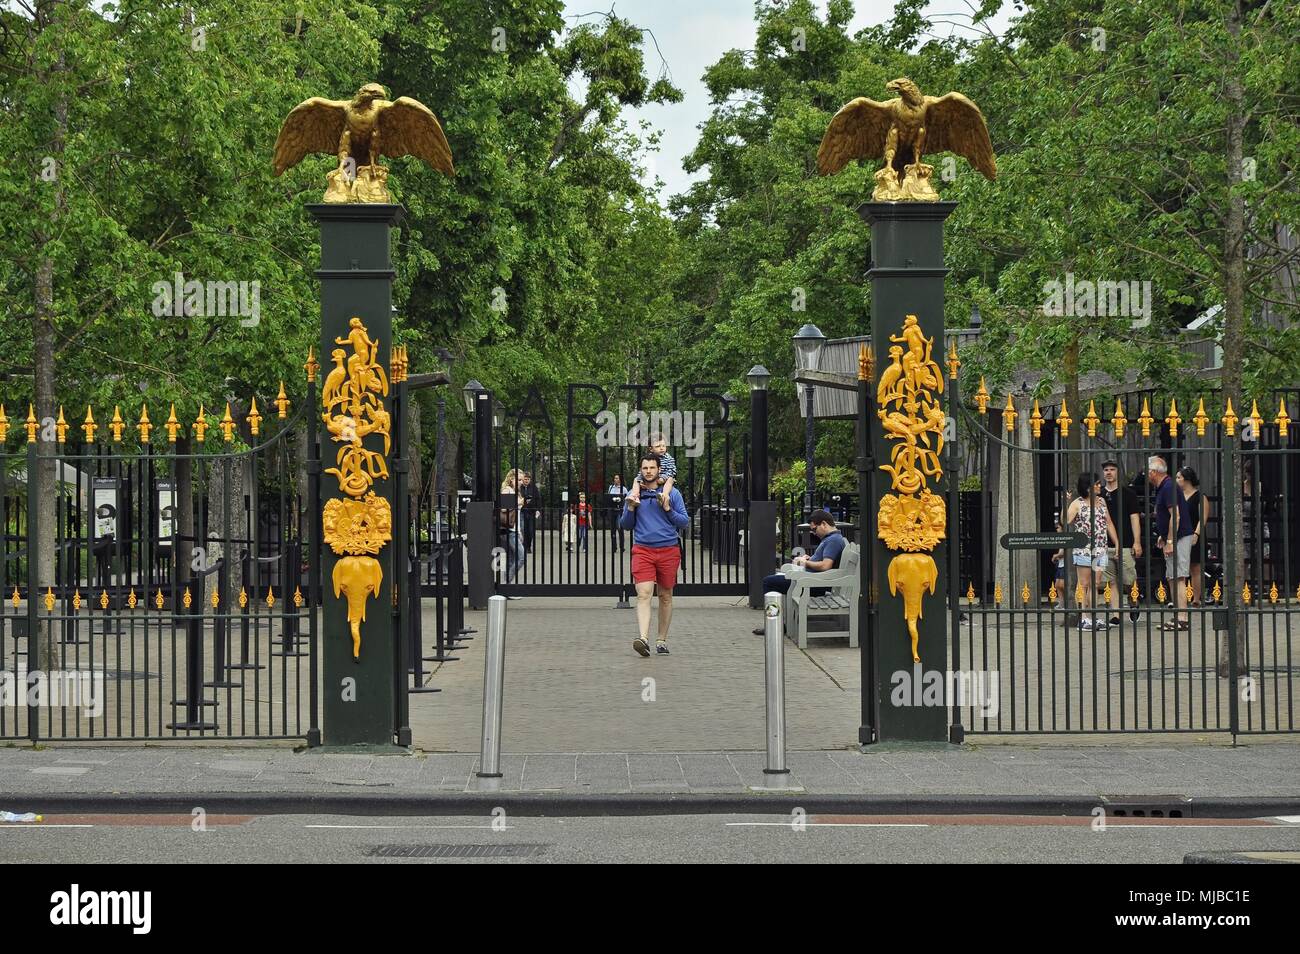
273,82,454,203
818,77,995,202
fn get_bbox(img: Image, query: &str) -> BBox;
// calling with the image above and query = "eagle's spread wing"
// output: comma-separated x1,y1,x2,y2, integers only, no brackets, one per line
817,98,895,176
922,93,996,180
273,98,348,176
377,97,454,176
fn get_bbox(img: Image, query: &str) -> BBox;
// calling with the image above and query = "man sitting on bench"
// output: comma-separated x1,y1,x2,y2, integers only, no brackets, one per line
752,509,846,634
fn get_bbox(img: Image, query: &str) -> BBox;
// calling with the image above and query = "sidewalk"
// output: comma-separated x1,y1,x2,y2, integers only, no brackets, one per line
2,744,1296,816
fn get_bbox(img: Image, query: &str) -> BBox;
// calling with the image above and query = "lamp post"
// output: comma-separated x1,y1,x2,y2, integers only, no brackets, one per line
793,323,826,518
746,365,773,609
747,366,770,501
721,391,736,504
462,380,492,502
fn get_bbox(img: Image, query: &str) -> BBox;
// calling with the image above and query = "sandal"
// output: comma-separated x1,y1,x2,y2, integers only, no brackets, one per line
1160,620,1179,631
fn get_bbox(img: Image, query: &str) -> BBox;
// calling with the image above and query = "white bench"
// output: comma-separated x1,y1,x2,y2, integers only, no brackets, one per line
781,543,860,648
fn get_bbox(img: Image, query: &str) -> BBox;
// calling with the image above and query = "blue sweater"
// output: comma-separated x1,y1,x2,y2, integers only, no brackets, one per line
619,485,689,547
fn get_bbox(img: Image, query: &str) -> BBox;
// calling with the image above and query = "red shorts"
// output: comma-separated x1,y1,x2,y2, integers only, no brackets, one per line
631,544,680,590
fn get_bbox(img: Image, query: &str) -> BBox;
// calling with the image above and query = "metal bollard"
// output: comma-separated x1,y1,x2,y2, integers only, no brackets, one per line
476,595,507,778
762,591,789,776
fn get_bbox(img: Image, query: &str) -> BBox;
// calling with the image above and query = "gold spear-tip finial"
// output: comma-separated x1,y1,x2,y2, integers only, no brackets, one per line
109,405,125,442
1193,397,1210,437
305,346,319,383
275,381,290,419
1030,399,1043,439
165,404,180,443
25,404,38,443
975,377,990,415
1084,399,1099,437
82,405,97,444
1165,397,1181,438
220,403,236,442
0,404,8,444
1277,397,1290,438
1249,399,1263,437
1112,397,1127,438
1138,397,1154,437
1222,397,1238,435
55,406,68,443
1057,398,1071,437
193,404,210,443
247,397,262,437
946,338,960,380
138,404,152,443
1004,394,1018,432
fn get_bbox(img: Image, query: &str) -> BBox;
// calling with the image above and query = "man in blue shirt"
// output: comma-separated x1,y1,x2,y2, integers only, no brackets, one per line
1148,454,1190,629
752,510,846,634
621,454,691,656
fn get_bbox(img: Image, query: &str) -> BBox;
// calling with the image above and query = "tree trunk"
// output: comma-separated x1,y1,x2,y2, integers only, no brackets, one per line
1219,0,1248,677
31,31,67,672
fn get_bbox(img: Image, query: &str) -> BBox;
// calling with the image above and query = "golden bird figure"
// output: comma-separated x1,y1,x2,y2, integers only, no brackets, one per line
273,83,454,203
818,77,996,202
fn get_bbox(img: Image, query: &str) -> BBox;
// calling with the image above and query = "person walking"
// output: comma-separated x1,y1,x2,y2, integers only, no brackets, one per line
1149,455,1190,630
1065,472,1119,630
751,510,846,634
1100,459,1143,624
607,474,627,552
576,492,592,552
621,454,690,656
518,471,540,553
1177,465,1210,607
498,469,526,589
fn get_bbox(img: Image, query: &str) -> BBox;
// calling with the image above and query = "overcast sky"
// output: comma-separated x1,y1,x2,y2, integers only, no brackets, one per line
560,0,1015,199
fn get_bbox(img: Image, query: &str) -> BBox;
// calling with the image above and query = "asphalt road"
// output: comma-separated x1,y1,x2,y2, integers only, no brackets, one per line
3,812,1299,863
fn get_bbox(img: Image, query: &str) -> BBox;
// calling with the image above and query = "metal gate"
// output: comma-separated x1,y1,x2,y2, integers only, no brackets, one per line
0,395,316,741
952,387,1299,736
476,382,750,597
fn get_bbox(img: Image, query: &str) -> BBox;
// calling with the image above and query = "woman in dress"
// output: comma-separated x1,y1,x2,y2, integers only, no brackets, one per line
1177,466,1210,606
1064,472,1120,630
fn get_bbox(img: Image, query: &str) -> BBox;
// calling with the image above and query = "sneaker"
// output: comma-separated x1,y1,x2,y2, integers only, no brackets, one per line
1109,615,1121,626
633,637,650,657
1094,616,1108,629
655,642,670,655
1080,616,1093,630
752,626,766,635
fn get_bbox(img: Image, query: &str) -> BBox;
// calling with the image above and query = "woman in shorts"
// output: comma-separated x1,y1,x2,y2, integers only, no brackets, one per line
1064,472,1120,630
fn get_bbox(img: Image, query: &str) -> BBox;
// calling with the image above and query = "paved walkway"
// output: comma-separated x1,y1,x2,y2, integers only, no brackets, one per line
0,744,1295,802
409,596,861,752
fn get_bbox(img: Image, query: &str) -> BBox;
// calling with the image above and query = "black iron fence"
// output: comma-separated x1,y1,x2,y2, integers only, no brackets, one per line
951,389,1299,736
0,401,315,741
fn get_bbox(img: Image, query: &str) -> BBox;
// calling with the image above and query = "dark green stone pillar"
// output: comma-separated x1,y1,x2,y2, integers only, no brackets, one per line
860,201,955,743
310,203,402,747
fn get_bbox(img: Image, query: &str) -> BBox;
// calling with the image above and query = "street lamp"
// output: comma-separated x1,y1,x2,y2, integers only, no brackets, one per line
462,379,485,414
462,380,492,500
747,366,770,502
792,323,826,517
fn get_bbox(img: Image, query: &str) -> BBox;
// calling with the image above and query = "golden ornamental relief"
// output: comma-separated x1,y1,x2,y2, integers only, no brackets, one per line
877,491,946,553
323,493,392,556
324,317,392,498
876,313,947,665
321,315,392,661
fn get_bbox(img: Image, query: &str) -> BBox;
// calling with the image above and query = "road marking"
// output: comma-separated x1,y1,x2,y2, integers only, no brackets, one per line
726,822,929,828
0,821,92,831
304,824,513,830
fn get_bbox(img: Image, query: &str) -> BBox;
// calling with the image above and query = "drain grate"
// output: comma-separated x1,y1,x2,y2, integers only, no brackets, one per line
366,844,547,859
